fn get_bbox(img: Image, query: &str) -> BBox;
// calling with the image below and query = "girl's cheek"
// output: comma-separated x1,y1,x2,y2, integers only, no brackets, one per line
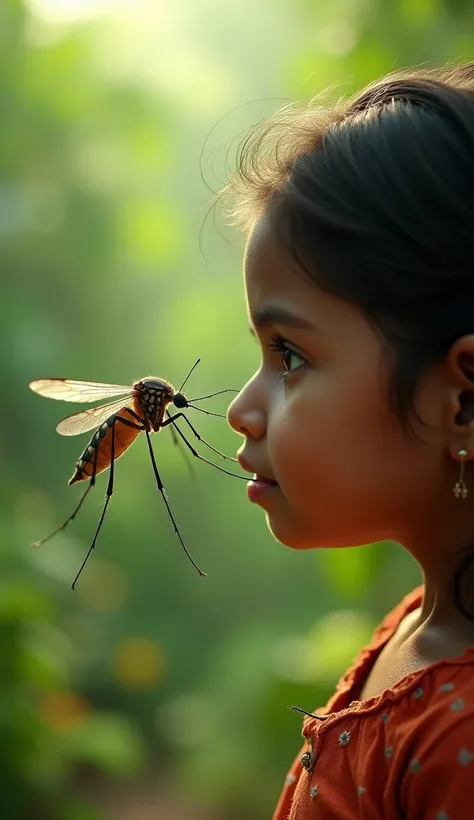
267,388,338,477
266,397,308,473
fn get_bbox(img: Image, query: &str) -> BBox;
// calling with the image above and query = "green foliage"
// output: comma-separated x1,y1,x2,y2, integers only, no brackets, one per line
0,569,144,819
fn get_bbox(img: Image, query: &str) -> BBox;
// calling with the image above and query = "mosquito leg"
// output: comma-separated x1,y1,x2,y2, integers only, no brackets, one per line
31,448,99,548
167,413,196,480
162,414,247,480
143,427,207,577
71,414,143,590
165,410,238,463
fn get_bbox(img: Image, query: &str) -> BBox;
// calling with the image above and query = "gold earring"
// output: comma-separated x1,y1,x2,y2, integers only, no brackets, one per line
453,448,469,499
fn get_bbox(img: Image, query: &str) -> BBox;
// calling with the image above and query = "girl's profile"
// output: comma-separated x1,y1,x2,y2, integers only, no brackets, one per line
222,61,474,818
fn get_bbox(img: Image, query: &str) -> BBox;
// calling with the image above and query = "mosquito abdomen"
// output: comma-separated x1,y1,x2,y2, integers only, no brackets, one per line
69,407,141,485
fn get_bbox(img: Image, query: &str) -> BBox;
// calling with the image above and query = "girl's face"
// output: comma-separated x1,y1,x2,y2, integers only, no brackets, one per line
227,214,448,551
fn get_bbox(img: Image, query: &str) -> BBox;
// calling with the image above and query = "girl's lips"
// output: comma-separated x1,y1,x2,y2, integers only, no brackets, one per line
246,474,279,504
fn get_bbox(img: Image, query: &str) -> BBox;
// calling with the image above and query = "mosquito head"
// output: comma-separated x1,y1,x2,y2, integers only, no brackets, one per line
173,392,189,409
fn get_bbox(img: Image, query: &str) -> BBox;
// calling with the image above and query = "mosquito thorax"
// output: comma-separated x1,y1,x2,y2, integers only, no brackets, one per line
137,377,173,391
172,392,189,409
134,377,175,429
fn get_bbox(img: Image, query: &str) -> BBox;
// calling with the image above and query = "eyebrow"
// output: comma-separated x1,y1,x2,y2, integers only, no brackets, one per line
249,306,318,334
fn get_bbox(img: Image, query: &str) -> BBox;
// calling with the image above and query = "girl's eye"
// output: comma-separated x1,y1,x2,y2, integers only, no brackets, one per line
282,348,305,373
269,334,305,376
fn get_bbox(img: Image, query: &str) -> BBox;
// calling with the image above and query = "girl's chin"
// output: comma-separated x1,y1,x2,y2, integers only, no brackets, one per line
264,515,323,550
264,508,359,550
257,492,355,548
266,515,380,550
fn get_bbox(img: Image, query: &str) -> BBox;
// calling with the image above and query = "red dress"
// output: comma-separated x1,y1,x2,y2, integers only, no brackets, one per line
273,585,474,819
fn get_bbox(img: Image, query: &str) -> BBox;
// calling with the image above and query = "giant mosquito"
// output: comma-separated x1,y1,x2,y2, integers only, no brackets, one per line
29,359,245,588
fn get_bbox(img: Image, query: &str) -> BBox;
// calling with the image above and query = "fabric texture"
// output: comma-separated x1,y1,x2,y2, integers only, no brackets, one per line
273,585,474,819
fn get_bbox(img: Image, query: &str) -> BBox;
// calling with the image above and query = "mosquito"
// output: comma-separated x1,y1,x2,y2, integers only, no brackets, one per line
29,359,245,588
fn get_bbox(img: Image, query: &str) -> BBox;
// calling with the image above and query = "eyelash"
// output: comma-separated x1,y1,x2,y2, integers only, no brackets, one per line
268,334,305,378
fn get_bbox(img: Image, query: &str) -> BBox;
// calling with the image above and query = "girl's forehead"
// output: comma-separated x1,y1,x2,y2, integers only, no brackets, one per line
243,214,379,346
244,213,275,273
243,213,320,309
244,215,292,299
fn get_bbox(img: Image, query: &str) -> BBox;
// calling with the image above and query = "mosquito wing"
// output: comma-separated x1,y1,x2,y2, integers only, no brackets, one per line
56,397,139,436
29,378,133,403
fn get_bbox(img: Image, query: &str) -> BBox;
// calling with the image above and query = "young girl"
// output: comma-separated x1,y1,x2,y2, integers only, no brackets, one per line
224,62,474,818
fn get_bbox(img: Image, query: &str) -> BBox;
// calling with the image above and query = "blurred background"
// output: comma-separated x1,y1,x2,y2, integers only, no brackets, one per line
1,0,469,817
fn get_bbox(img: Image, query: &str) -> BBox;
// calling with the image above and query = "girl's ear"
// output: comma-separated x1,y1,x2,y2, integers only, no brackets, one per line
445,338,474,452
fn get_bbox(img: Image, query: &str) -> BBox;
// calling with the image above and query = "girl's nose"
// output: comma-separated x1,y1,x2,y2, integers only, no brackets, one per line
227,376,265,440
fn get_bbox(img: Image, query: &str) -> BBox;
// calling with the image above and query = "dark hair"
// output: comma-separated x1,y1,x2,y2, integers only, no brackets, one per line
218,61,474,620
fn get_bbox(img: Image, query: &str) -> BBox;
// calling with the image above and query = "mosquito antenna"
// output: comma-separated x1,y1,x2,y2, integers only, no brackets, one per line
178,358,201,393
187,404,226,418
188,388,238,402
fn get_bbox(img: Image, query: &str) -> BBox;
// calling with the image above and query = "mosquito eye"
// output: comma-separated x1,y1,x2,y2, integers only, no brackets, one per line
173,393,188,408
